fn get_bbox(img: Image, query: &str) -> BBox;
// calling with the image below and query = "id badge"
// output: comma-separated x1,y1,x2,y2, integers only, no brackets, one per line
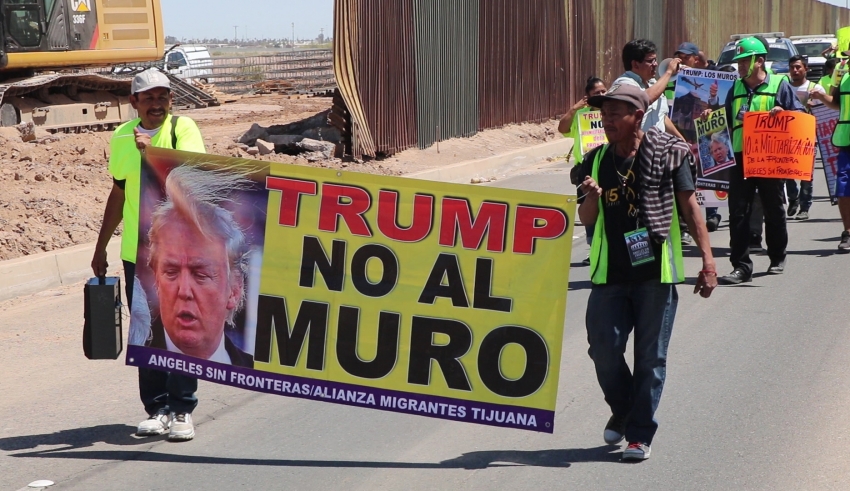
736,103,749,122
624,228,655,267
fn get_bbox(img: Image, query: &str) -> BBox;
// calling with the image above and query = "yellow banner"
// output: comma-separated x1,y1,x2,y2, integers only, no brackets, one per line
127,148,575,433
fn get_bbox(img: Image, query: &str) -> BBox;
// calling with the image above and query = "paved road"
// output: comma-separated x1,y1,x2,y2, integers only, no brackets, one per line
2,161,849,490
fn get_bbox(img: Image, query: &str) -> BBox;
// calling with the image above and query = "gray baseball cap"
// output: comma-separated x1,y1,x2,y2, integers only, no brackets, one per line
131,68,171,94
587,83,649,112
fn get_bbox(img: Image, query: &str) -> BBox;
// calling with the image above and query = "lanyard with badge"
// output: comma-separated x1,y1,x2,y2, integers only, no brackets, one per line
614,151,655,267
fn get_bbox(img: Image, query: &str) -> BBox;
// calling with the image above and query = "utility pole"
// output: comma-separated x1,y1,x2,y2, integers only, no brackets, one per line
292,23,295,47
233,25,238,44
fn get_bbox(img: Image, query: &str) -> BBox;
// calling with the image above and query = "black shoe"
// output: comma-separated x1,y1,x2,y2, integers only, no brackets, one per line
706,215,720,232
839,231,850,253
749,235,764,253
603,414,628,445
719,268,752,285
581,254,591,266
787,199,799,217
767,260,786,274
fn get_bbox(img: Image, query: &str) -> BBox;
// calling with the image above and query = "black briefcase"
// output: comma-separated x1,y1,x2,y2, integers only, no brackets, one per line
83,276,124,360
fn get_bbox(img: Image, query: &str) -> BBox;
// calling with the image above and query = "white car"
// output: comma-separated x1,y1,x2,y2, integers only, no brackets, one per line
165,45,214,84
790,35,836,81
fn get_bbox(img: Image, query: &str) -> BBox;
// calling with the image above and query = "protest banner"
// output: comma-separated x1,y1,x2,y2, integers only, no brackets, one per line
670,67,739,192
811,103,840,202
696,108,735,178
743,111,817,180
126,147,575,434
578,109,607,157
696,189,729,209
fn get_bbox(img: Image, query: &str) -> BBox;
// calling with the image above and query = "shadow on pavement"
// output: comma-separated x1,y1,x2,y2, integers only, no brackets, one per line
8,440,623,468
568,280,592,291
0,425,155,453
6,424,622,469
786,249,839,257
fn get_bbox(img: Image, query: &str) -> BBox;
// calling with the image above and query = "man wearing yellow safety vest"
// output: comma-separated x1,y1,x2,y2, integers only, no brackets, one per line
810,54,850,252
718,37,804,285
576,84,716,461
92,69,207,441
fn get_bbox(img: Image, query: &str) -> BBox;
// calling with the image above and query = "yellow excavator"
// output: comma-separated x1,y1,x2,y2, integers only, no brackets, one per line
0,0,164,131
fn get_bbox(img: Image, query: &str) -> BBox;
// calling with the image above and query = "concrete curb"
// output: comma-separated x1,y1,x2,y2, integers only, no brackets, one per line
0,238,121,302
406,138,573,183
0,137,574,302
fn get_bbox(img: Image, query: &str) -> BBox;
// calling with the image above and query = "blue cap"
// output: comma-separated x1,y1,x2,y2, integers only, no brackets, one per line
675,42,700,56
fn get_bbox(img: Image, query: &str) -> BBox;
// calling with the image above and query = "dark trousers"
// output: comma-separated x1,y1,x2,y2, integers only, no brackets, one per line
729,153,788,275
785,179,813,212
124,261,198,415
586,281,678,445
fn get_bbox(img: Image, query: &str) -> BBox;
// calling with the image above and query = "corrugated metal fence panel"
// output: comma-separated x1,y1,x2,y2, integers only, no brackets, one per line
633,0,664,44
570,0,634,98
355,0,418,157
413,0,479,149
333,0,376,159
479,0,570,130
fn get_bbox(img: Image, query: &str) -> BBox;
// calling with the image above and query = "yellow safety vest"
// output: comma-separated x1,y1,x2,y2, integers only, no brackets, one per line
730,75,782,153
588,145,685,285
833,73,850,148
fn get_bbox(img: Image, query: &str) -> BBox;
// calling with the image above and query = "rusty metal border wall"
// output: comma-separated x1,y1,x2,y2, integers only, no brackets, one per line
355,0,419,157
568,0,850,101
479,0,571,130
335,0,850,159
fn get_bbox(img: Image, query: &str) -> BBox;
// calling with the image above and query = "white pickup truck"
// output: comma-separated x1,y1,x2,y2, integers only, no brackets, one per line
790,35,836,82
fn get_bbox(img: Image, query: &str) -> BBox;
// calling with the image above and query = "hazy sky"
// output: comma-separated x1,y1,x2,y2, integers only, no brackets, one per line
161,0,333,41
819,0,849,7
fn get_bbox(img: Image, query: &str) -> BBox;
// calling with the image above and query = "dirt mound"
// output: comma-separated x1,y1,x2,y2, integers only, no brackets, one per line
0,94,559,262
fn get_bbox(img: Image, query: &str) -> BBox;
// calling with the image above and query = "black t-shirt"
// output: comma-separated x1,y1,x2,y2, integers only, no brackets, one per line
578,145,695,284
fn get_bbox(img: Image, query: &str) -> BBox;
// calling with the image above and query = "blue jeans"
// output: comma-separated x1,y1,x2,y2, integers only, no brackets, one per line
585,281,678,445
124,260,198,415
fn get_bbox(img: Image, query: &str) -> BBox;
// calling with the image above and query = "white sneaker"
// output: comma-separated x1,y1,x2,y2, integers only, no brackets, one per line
137,408,170,436
168,412,195,442
623,442,651,461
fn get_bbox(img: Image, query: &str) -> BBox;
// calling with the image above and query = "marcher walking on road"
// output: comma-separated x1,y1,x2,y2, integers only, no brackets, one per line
718,37,804,284
785,55,824,221
91,69,207,441
561,76,608,266
614,39,694,246
810,59,850,252
576,84,717,461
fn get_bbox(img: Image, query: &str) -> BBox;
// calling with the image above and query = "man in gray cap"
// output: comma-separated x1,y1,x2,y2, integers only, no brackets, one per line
575,83,717,461
91,68,206,441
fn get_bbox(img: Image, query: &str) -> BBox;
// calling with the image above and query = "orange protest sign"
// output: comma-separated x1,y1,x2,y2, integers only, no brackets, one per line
743,111,817,181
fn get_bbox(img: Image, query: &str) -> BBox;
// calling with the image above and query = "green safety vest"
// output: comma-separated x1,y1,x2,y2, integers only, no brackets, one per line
588,145,685,285
730,75,783,153
833,73,850,148
665,79,676,104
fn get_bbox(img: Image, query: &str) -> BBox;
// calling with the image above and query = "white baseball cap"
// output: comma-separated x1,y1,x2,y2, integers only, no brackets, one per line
131,68,171,94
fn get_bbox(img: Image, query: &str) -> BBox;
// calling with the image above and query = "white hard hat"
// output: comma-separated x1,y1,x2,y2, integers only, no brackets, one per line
131,68,171,94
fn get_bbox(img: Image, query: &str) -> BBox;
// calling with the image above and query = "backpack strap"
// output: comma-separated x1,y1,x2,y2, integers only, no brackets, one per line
170,116,180,149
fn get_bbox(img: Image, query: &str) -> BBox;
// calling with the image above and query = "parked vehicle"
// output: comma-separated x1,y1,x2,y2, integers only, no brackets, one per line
790,35,836,81
164,45,214,84
716,32,799,75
